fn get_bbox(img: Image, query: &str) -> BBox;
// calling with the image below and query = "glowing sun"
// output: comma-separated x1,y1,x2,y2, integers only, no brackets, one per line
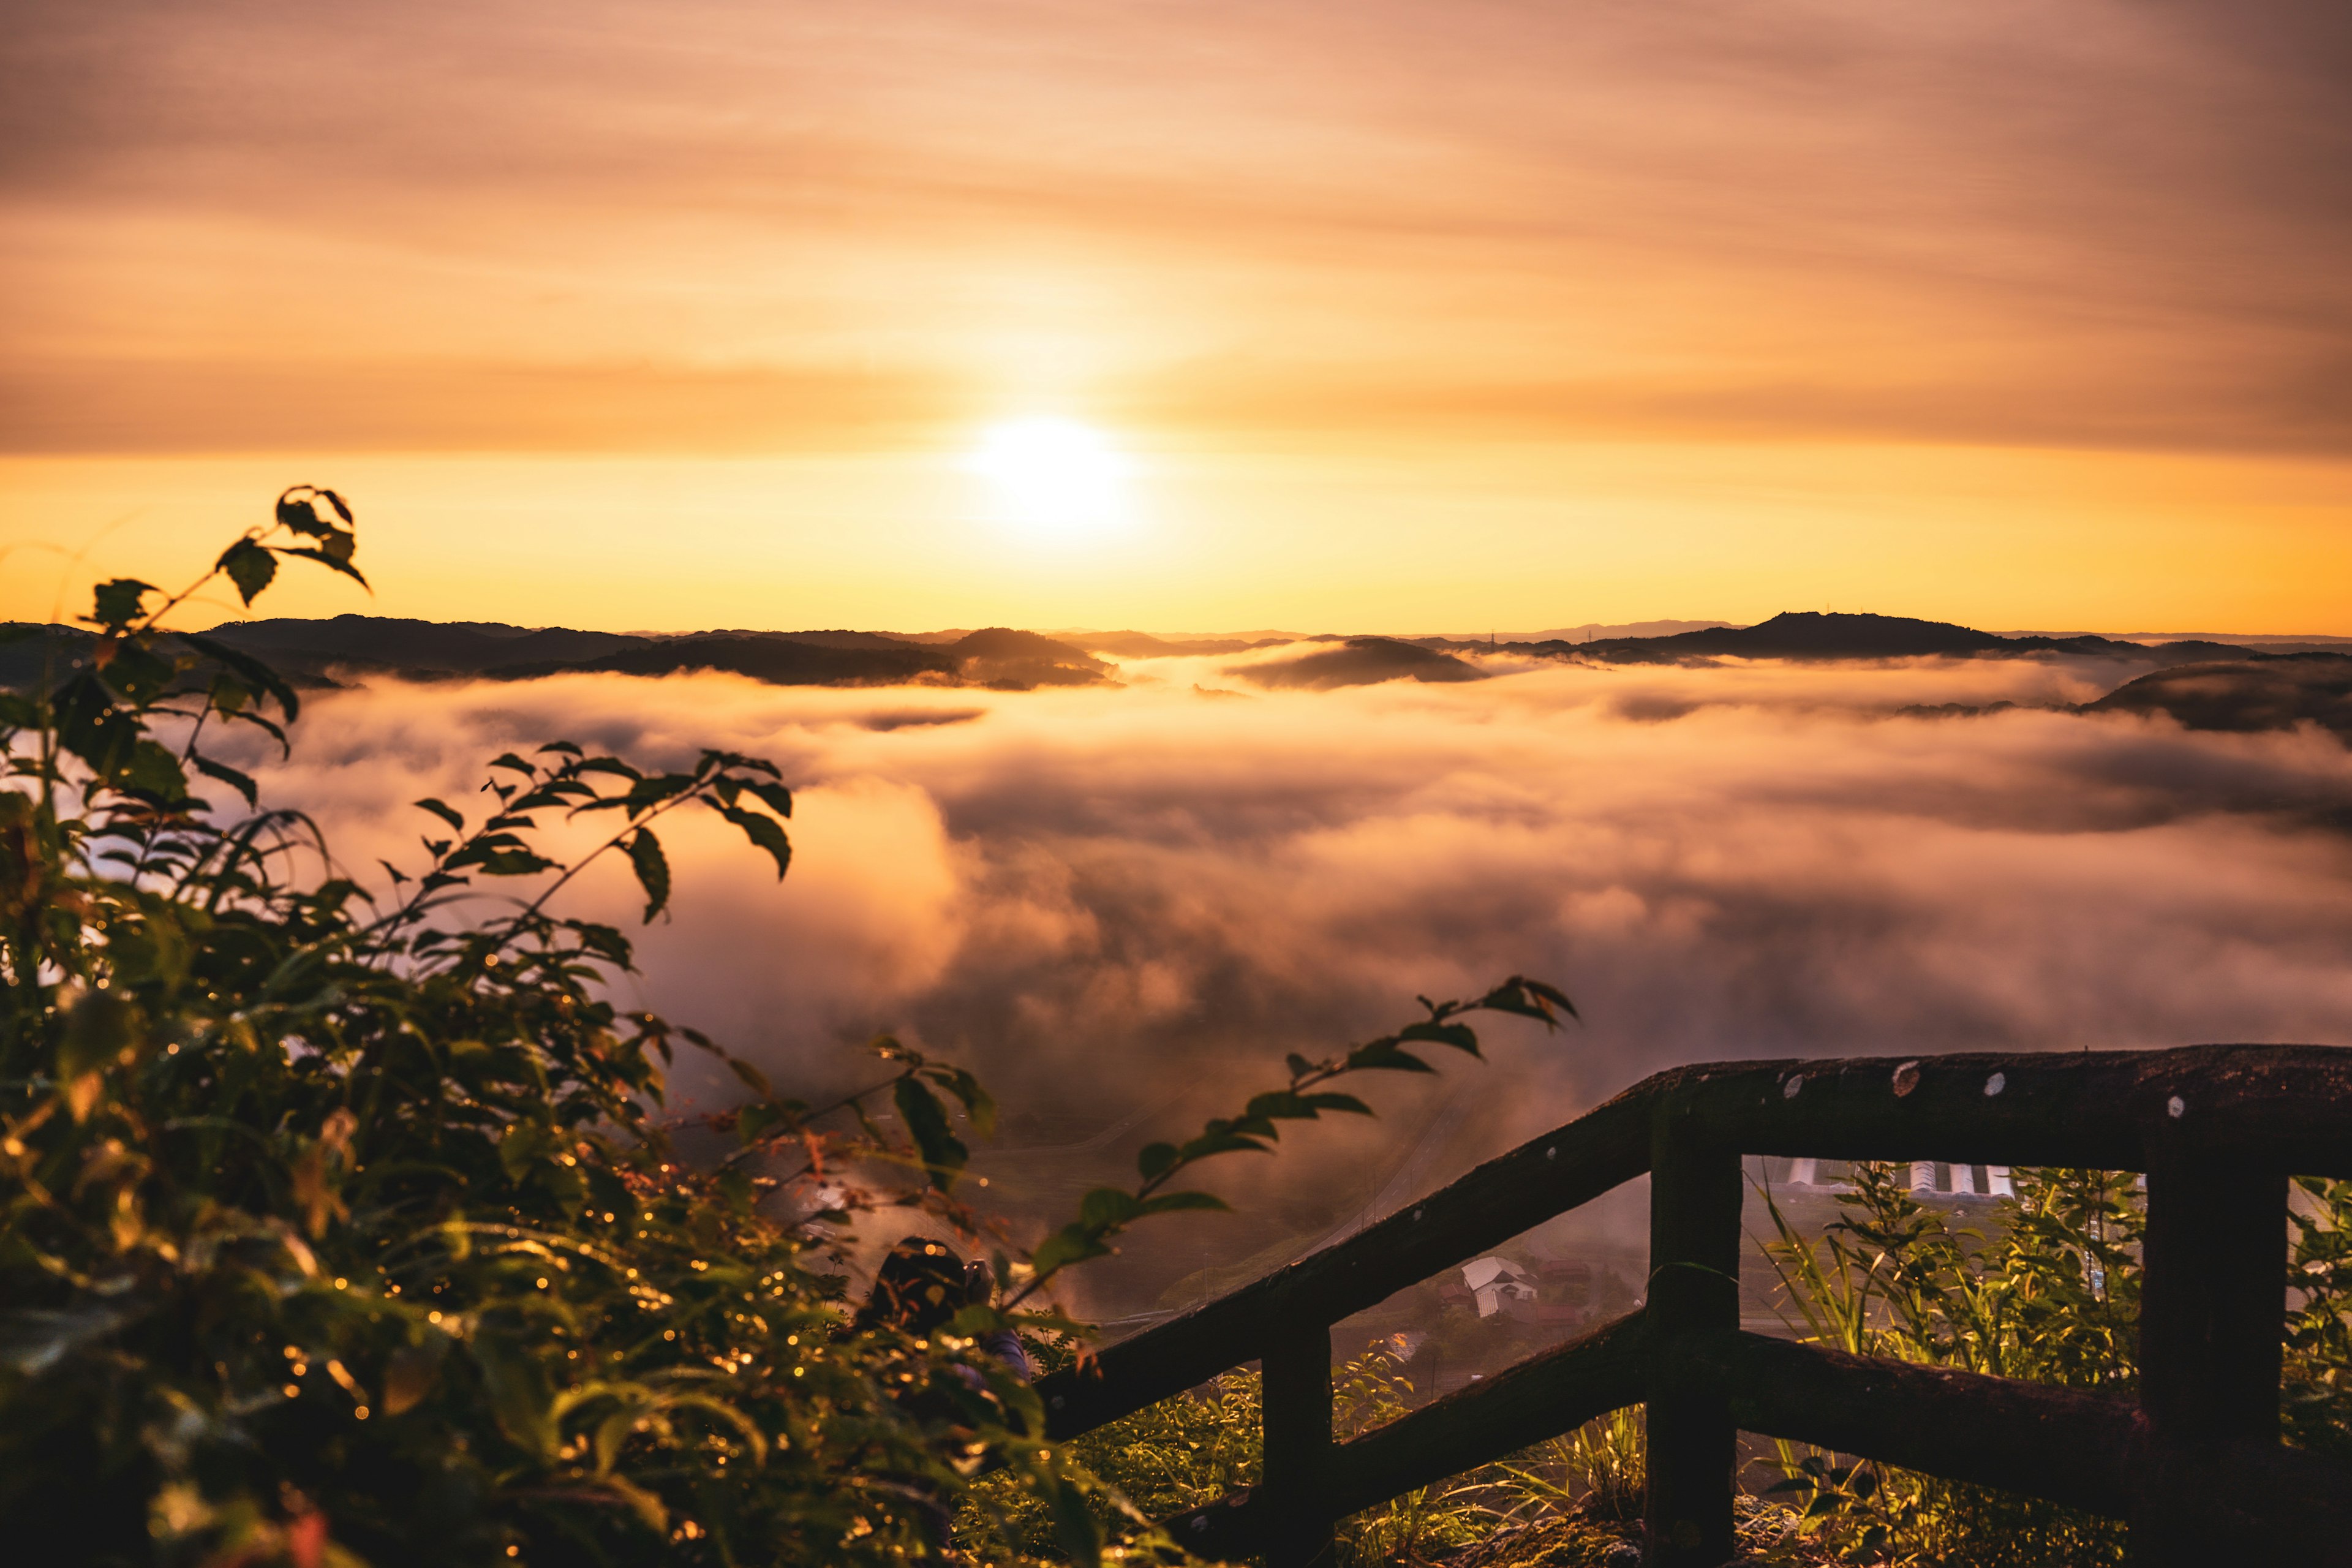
966,416,1131,536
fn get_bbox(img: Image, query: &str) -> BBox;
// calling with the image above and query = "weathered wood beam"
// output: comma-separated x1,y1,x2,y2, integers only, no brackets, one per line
1690,1044,2352,1175
2132,1148,2290,1566
1679,1331,2138,1516
1158,1310,1649,1562
1259,1316,1335,1568
1643,1121,1742,1568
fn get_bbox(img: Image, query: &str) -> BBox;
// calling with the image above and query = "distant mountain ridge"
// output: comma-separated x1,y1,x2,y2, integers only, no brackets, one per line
197,617,1113,691
1437,611,2261,667
6,609,2313,703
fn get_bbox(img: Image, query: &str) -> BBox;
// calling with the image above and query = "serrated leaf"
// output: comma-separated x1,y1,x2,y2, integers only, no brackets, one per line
720,805,791,879
214,538,278,606
625,829,669,923
88,579,156,631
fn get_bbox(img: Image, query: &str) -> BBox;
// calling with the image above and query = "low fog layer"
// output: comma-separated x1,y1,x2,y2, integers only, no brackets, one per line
223,650,2352,1300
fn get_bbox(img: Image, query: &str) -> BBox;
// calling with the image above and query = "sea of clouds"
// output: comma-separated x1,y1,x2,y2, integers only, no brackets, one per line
226,649,2352,1290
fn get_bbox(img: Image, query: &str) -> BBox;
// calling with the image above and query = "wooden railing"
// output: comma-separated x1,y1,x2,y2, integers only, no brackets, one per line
1033,1044,2352,1567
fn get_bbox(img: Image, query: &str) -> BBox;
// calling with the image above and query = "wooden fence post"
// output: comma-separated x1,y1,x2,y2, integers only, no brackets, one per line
1261,1314,1335,1568
2132,1150,2288,1567
1646,1118,1743,1568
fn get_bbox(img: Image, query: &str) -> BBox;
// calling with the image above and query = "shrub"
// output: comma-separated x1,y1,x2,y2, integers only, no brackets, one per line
1759,1162,2352,1566
0,490,1573,1566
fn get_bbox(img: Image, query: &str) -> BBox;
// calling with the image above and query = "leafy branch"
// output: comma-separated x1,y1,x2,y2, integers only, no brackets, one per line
1008,976,1575,1303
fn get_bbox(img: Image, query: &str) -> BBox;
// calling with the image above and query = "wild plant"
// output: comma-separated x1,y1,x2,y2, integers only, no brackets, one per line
1755,1164,2143,1566
0,489,1574,1566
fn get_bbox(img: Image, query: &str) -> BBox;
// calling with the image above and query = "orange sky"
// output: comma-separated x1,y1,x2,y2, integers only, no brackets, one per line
4,0,2350,632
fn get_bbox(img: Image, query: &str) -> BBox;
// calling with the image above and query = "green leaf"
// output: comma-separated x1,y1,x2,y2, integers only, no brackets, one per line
470,1332,558,1460
1137,1142,1179,1181
1344,1039,1436,1074
726,1057,772,1098
894,1075,968,1189
61,989,141,1084
190,752,259,807
1077,1188,1144,1228
278,546,371,590
625,829,670,922
413,797,465,832
488,752,536,775
1177,1130,1272,1162
1478,975,1578,1023
1398,1020,1480,1054
1138,1189,1231,1216
276,489,333,537
738,1101,794,1145
620,774,695,813
1301,1091,1373,1115
183,634,302,725
1245,1090,1326,1121
743,779,794,819
88,578,157,631
382,1336,448,1416
1050,1477,1103,1568
122,740,190,802
921,1065,995,1139
214,538,278,606
1030,1225,1113,1278
720,805,791,879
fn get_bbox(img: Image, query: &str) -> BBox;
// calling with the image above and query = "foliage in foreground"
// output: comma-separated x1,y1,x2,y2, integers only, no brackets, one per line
1758,1162,2352,1567
0,491,1575,1566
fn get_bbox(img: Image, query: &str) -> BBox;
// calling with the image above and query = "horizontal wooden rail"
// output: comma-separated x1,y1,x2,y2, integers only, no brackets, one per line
1682,1333,2136,1516
1161,1309,1649,1561
1031,1044,2352,1566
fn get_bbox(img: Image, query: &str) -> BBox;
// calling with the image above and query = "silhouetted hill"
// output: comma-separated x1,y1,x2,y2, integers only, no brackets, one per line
492,626,1111,690
1235,637,1487,690
206,614,649,674
497,636,961,686
1074,631,1292,658
946,628,1115,688
2082,654,2352,741
1499,611,2258,668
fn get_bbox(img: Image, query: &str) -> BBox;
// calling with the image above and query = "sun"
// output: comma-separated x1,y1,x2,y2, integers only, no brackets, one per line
966,416,1131,537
